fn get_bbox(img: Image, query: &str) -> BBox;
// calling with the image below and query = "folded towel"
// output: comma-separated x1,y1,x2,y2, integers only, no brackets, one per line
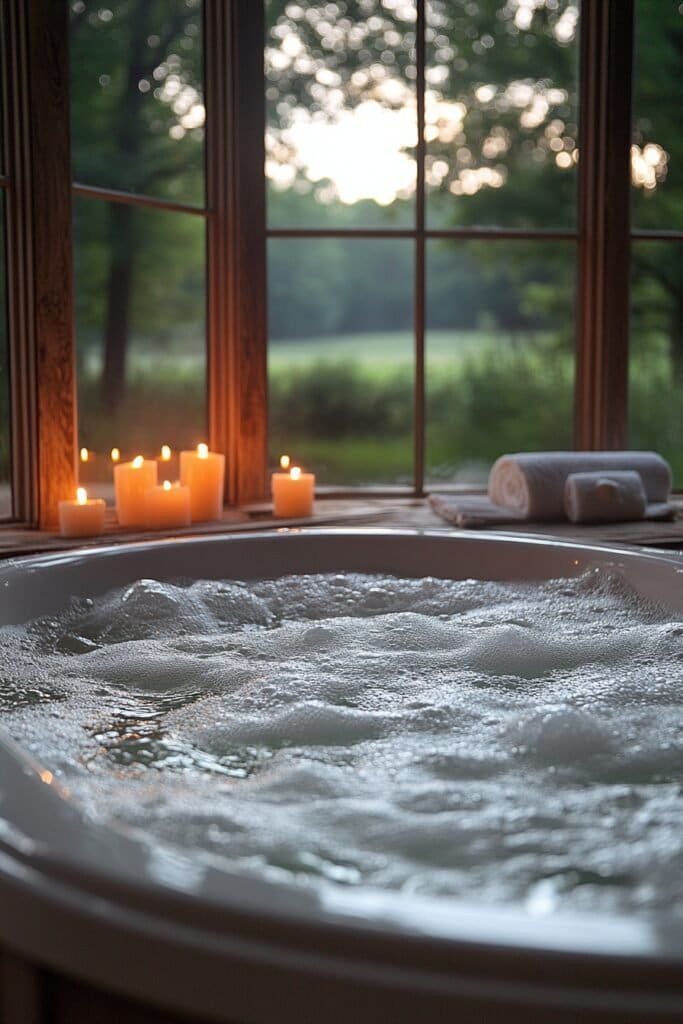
429,491,675,530
488,451,672,521
564,471,646,524
428,493,528,529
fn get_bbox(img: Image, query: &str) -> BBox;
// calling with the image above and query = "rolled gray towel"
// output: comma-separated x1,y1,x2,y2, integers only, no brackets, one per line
564,471,647,524
488,451,672,521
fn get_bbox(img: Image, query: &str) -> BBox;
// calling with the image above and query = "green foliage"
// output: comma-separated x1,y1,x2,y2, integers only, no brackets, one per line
70,0,203,204
269,332,575,484
270,359,412,439
0,209,8,486
63,0,683,483
78,363,205,460
266,0,579,227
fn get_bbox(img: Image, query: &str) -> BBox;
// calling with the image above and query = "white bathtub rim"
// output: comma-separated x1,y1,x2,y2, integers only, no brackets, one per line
0,526,682,623
0,527,682,1008
2,847,682,1024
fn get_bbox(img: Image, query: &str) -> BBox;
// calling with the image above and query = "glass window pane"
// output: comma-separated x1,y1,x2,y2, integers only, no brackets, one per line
70,0,205,207
631,1,683,230
0,197,11,517
629,241,683,485
74,197,206,497
426,0,580,230
266,1,416,229
268,238,413,485
0,9,6,176
426,240,576,485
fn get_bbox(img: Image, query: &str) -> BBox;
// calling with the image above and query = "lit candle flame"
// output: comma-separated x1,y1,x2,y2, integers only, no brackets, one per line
132,455,144,469
280,454,290,470
162,480,172,491
80,447,89,463
290,466,301,481
161,444,171,461
197,443,209,459
111,447,120,462
76,487,88,505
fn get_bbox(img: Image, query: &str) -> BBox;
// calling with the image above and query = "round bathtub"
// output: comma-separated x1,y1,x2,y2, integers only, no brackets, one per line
0,528,682,1023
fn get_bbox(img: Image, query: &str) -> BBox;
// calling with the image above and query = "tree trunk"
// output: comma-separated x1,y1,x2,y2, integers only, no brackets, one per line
101,203,134,412
99,4,151,412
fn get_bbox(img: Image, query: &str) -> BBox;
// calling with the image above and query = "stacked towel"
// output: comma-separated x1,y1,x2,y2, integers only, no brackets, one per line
488,451,671,521
564,471,647,524
429,451,675,529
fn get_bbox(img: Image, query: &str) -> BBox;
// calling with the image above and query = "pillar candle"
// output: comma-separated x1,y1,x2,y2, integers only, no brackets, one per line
114,455,158,527
179,443,225,522
271,457,315,518
59,488,106,538
144,480,191,529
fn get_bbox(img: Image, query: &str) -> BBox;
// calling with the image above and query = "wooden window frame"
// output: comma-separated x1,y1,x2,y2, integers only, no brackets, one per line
2,0,77,528
0,0,669,528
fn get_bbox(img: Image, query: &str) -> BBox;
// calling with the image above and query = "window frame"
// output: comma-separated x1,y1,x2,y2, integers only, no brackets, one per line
2,0,77,528
0,0,677,528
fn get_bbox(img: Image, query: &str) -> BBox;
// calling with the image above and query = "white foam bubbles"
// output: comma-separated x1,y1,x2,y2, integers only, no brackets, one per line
0,568,681,917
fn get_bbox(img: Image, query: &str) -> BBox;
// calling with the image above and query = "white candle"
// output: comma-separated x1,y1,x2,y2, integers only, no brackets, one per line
114,455,158,527
271,456,315,518
59,487,106,538
179,443,225,522
144,480,191,529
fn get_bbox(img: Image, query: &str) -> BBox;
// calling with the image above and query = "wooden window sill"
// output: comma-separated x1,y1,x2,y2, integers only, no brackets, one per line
0,497,681,558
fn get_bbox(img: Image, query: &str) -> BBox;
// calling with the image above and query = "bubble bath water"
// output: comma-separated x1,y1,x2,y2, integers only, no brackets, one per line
1,569,681,917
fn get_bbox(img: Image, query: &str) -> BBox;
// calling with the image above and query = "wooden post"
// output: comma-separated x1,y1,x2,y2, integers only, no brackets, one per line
205,0,268,504
3,0,77,528
575,0,634,450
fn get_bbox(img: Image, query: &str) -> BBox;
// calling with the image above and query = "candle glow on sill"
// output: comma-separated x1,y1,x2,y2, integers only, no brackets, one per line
132,455,144,469
161,445,172,461
163,480,172,491
280,454,290,470
80,447,89,463
76,487,88,505
197,443,209,460
111,447,120,463
290,466,301,480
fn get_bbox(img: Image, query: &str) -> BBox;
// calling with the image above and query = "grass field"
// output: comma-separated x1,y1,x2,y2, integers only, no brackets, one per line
74,328,683,487
268,328,506,371
81,328,537,377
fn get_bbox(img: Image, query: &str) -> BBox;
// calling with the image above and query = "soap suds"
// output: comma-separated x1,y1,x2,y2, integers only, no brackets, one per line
1,569,681,917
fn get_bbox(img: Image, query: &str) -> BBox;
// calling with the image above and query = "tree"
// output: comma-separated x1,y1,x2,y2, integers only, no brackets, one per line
631,1,683,382
70,0,203,411
266,0,579,226
265,0,579,339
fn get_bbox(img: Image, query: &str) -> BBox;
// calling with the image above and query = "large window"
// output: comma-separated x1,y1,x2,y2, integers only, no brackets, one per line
266,0,579,489
0,0,680,527
629,0,683,482
0,10,12,519
70,0,207,496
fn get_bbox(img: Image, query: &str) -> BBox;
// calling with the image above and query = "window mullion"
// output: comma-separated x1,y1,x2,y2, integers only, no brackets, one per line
414,0,426,497
576,0,634,450
72,182,207,218
206,0,267,506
